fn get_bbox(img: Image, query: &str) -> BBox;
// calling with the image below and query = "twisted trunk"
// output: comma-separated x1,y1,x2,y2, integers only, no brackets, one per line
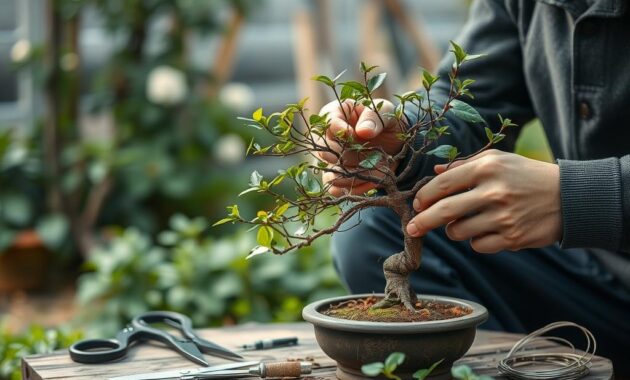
373,178,432,311
374,204,423,311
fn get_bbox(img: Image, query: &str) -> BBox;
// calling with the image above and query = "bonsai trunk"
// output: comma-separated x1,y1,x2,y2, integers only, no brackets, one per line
374,203,422,311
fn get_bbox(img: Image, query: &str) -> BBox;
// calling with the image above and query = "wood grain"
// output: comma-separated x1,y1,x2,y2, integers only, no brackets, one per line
22,323,613,380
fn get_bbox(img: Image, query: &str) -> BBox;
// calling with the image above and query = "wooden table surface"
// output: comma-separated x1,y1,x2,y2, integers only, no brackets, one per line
22,322,613,380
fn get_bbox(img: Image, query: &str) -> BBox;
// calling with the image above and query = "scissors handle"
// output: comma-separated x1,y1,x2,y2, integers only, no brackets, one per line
69,325,136,364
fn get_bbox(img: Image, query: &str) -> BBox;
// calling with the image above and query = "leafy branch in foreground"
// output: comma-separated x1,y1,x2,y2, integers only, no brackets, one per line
215,41,516,311
360,352,492,380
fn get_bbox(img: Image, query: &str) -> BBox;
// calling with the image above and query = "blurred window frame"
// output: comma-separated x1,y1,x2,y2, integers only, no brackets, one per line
0,0,43,133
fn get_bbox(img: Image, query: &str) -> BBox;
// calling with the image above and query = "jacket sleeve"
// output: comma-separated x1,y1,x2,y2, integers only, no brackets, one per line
558,156,630,253
397,0,535,190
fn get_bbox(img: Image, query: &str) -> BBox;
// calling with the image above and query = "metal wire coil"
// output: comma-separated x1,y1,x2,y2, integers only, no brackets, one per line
497,321,596,380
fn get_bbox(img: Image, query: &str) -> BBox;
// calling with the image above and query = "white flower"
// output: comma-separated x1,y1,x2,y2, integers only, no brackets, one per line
214,134,245,165
219,82,255,113
146,65,188,106
10,40,31,63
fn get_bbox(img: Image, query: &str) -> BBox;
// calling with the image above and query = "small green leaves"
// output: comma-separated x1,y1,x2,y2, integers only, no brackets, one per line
384,352,405,374
449,99,485,123
212,217,234,227
450,41,467,65
313,75,334,87
427,145,458,160
299,171,322,195
341,81,366,93
249,170,263,186
422,69,439,91
256,225,274,248
276,202,290,216
484,127,493,142
485,127,506,144
367,73,387,92
359,152,382,169
413,359,444,380
247,245,269,259
360,62,379,73
451,365,494,380
227,205,240,218
361,362,385,377
361,352,405,380
450,40,486,66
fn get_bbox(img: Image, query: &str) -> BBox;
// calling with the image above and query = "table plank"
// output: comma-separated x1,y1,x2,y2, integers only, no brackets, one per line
22,323,613,380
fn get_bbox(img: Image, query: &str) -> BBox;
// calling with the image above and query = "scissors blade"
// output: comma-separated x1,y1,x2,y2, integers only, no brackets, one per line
108,368,198,380
175,340,209,366
108,361,259,380
192,337,244,361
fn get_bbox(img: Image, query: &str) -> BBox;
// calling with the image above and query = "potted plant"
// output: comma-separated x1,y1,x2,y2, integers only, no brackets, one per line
216,42,514,379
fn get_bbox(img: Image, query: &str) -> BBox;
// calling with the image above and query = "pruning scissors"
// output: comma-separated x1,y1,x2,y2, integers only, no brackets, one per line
69,311,243,365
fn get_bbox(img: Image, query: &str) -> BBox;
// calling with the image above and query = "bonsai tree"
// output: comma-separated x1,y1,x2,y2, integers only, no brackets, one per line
215,42,516,311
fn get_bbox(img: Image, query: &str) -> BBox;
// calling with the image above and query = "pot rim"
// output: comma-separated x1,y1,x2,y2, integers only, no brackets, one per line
302,293,488,334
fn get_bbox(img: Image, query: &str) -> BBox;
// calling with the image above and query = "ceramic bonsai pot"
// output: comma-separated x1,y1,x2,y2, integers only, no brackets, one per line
302,294,488,380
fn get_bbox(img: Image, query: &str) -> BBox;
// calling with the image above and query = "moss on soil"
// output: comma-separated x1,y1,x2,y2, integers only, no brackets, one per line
322,295,472,322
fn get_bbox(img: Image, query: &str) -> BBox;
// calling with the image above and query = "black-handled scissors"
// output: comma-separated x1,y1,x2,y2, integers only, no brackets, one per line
69,311,243,365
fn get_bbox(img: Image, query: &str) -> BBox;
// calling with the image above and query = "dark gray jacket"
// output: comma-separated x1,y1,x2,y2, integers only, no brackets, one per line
400,0,630,279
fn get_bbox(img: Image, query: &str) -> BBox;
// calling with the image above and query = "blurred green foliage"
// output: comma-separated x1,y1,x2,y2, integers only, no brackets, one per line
0,325,82,380
514,120,553,162
75,214,345,337
0,131,70,254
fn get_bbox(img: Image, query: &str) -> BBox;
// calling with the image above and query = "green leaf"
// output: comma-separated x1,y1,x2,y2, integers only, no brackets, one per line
361,362,385,377
450,40,467,65
238,187,258,197
313,75,334,87
227,205,240,218
492,133,506,144
413,359,444,380
451,365,474,380
449,99,484,123
276,202,290,216
247,245,269,259
341,81,366,93
359,152,382,169
384,352,405,373
252,107,263,122
422,69,438,90
367,73,387,92
463,53,487,63
360,62,379,73
427,145,455,159
299,172,322,195
249,171,263,187
256,226,274,248
484,127,494,142
212,217,234,227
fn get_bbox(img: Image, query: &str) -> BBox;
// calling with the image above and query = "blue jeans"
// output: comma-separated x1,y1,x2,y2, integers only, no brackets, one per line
331,206,630,375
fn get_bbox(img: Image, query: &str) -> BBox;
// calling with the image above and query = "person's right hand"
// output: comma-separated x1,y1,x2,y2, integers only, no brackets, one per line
315,99,403,196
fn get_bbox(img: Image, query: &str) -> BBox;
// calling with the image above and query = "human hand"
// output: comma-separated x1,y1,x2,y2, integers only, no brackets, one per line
406,150,562,253
315,99,402,196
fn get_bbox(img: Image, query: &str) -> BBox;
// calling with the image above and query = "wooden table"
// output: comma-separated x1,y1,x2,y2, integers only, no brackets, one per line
22,322,613,379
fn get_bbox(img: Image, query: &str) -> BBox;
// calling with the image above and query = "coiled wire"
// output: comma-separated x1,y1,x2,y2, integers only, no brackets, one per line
497,321,596,380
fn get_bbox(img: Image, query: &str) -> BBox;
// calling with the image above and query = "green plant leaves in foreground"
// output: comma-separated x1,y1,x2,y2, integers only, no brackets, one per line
449,99,485,124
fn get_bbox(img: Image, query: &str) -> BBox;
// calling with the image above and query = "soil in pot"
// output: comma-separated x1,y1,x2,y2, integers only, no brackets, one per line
322,295,472,322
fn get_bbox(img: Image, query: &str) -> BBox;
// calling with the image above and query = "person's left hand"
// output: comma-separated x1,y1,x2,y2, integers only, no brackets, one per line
406,150,562,253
